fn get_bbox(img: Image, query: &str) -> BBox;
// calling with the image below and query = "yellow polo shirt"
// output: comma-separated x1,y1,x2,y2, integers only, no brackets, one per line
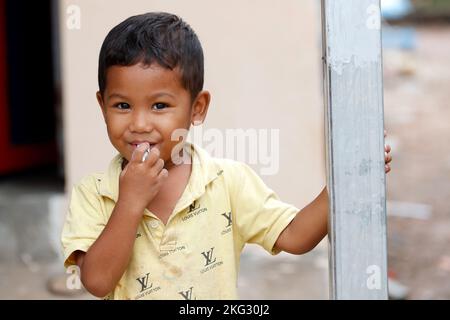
61,143,299,300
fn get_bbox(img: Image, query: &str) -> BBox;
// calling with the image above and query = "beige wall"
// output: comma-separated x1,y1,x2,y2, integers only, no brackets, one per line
60,0,325,208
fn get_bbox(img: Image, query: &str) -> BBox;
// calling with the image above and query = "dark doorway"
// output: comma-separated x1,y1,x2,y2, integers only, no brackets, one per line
0,0,62,179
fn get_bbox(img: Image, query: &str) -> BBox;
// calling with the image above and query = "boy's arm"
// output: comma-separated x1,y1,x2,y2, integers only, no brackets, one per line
274,135,392,254
75,144,168,298
273,187,328,255
75,201,143,297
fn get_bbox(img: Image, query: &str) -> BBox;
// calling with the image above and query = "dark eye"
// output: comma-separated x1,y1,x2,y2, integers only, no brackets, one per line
152,103,168,110
115,102,130,110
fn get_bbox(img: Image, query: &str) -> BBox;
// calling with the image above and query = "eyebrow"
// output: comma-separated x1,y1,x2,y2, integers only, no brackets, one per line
107,92,176,100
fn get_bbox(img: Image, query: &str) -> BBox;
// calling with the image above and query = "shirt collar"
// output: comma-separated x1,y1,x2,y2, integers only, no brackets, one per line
98,142,222,207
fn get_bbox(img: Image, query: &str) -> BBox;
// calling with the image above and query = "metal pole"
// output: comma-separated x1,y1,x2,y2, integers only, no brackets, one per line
321,0,388,299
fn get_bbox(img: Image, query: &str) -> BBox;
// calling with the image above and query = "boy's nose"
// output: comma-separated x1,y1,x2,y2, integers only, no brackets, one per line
129,109,153,133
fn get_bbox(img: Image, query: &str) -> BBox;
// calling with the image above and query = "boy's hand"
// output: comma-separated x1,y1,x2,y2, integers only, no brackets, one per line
118,143,168,214
384,130,392,174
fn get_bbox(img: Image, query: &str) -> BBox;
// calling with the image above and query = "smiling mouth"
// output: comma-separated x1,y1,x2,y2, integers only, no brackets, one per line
130,142,157,150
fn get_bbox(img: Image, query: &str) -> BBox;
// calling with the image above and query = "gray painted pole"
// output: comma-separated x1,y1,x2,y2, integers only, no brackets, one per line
321,0,388,299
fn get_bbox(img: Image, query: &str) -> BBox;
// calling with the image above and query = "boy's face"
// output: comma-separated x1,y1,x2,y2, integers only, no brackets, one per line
97,63,210,169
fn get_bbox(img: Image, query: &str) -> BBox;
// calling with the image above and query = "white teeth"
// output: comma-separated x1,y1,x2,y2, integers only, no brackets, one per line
131,143,155,149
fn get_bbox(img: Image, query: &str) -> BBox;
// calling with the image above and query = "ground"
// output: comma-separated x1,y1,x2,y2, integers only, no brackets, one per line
383,23,450,299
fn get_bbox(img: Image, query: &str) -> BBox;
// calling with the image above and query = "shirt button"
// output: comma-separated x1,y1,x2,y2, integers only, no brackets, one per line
150,221,159,229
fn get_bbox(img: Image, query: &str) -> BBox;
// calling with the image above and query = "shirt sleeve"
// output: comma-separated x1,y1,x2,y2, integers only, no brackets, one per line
230,162,299,255
61,177,108,268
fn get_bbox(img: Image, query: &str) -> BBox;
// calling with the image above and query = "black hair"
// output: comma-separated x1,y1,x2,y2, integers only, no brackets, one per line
98,12,204,102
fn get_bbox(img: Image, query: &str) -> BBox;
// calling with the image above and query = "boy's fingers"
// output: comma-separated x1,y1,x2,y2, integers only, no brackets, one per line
152,158,165,175
385,153,392,163
120,163,128,178
143,147,160,166
131,143,150,163
385,144,391,153
158,168,169,180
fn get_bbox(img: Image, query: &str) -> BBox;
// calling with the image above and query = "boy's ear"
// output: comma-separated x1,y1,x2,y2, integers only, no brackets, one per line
96,91,107,121
191,90,211,126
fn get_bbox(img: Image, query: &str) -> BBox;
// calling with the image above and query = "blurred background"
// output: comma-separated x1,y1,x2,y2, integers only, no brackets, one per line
0,0,449,299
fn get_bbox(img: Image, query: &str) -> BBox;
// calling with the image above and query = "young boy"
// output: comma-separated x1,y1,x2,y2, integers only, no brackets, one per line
61,12,392,300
